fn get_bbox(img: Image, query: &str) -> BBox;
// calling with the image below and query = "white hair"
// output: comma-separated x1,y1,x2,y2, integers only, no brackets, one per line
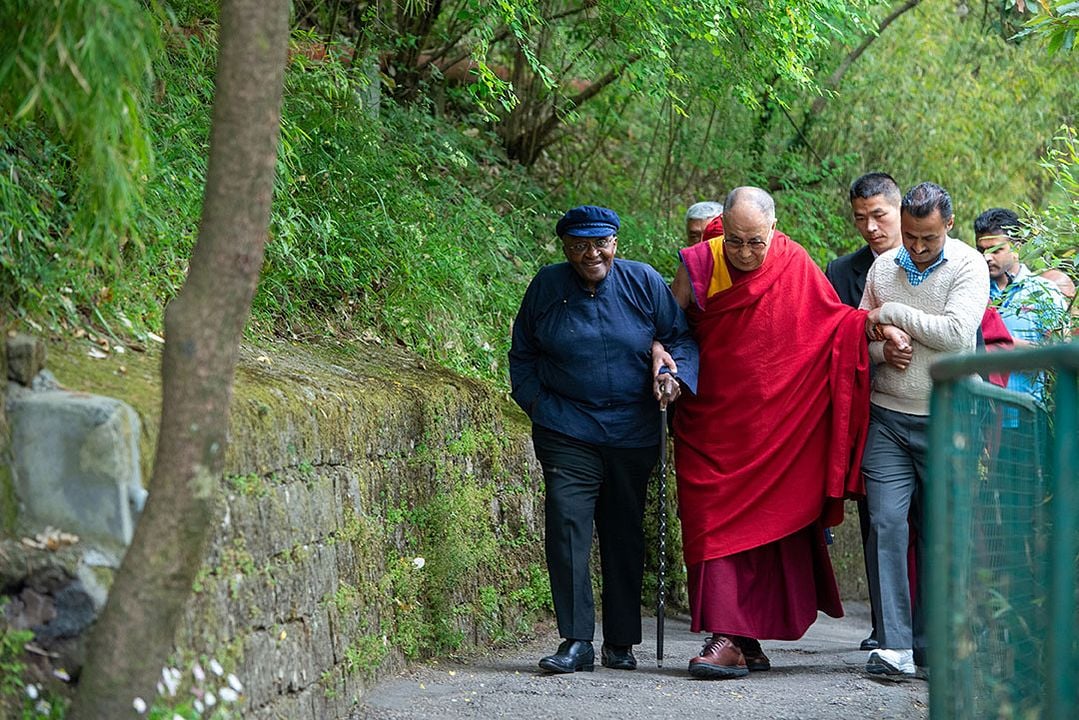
685,201,724,222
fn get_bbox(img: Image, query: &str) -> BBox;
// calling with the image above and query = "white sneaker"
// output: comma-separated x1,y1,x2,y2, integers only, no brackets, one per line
866,648,915,676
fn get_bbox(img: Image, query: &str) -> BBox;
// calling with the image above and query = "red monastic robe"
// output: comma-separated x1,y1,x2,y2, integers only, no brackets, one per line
674,232,870,567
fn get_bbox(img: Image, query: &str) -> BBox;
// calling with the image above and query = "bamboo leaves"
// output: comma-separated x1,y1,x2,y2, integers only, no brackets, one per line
0,0,158,263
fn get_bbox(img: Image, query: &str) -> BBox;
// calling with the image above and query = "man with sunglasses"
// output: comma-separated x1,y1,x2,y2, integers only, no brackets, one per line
509,205,698,674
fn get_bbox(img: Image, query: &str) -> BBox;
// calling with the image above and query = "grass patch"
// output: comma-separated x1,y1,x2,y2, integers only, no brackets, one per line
2,23,562,384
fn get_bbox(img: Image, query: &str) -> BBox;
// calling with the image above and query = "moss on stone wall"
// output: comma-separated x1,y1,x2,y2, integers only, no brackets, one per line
47,337,548,718
0,335,14,537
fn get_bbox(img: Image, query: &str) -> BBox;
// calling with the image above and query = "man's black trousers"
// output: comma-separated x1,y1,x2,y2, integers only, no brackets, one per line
531,425,658,645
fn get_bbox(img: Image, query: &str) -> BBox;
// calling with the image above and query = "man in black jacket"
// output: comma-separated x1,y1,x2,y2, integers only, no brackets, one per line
826,173,903,306
824,172,903,652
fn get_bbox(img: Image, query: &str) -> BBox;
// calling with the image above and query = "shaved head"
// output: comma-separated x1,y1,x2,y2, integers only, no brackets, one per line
1040,269,1076,299
724,186,775,223
722,187,777,273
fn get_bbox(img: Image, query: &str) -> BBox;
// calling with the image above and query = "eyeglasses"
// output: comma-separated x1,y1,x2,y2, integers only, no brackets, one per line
564,236,616,254
723,238,768,250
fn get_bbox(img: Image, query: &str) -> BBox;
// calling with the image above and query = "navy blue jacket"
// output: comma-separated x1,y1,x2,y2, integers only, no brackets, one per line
509,259,699,448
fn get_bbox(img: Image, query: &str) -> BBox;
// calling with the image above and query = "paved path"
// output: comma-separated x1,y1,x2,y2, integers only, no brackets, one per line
354,602,928,720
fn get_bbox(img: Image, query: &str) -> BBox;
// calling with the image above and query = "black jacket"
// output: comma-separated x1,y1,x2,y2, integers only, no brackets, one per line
825,245,874,308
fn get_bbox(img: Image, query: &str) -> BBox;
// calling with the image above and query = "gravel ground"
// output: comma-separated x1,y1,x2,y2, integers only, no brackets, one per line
353,602,928,720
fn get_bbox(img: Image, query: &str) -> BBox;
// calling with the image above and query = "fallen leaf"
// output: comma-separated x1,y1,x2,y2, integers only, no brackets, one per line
88,348,108,359
34,526,80,551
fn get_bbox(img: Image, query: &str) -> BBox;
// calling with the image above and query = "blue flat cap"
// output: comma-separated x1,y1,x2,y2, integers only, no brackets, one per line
556,205,620,238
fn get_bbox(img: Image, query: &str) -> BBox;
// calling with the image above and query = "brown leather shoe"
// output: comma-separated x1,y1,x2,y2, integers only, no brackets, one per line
688,635,749,679
736,637,771,671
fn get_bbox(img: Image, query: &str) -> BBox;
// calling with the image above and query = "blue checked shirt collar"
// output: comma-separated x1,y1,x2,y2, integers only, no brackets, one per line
895,244,948,286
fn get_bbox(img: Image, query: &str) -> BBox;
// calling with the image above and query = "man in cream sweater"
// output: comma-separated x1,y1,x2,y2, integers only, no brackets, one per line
858,182,989,676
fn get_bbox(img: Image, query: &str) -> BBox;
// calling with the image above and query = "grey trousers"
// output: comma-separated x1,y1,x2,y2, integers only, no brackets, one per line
862,404,928,653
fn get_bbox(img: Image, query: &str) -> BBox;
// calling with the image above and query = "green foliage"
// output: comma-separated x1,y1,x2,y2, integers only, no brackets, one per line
1017,125,1079,334
2,21,557,381
0,125,76,313
343,635,388,677
0,0,157,259
0,617,30,698
379,479,503,657
555,0,1079,268
507,562,553,615
225,472,267,497
0,609,66,719
1016,0,1079,53
5,0,1076,388
363,449,549,661
808,2,1078,234
1021,126,1079,266
254,46,551,379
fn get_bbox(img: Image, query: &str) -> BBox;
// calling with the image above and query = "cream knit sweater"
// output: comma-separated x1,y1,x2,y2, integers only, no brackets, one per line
859,238,989,416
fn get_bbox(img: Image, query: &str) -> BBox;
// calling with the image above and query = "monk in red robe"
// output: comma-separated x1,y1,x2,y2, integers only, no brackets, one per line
666,186,906,679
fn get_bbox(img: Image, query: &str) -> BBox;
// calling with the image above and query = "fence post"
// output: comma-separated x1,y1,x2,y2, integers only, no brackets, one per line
927,378,955,720
1047,366,1078,719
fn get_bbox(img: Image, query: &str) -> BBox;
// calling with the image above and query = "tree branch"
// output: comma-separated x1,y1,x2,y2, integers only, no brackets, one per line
561,53,640,116
421,4,589,72
807,0,922,119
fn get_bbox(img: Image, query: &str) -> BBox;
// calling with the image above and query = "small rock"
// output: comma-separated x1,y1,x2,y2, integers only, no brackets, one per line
34,580,96,640
31,370,61,392
6,333,46,386
7,588,57,630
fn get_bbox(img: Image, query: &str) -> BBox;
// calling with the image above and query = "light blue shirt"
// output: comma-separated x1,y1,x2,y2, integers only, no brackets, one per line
990,263,1069,398
895,245,948,286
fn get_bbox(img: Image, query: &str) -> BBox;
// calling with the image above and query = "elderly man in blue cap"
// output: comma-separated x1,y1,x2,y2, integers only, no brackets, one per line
509,205,699,673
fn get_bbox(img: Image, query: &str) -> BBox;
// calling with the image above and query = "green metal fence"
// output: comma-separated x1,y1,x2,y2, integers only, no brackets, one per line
928,343,1079,720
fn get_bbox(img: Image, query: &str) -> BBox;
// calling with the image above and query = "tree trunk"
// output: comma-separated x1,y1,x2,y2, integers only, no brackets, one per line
68,1,289,717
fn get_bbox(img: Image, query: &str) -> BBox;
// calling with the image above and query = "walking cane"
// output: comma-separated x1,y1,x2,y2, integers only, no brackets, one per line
656,402,668,668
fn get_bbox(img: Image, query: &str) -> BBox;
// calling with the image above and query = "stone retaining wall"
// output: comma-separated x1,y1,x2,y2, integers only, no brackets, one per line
1,334,11,535
43,340,547,719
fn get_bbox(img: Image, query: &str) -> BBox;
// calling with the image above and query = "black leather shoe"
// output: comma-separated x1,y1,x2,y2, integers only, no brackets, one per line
539,640,594,673
860,635,880,651
735,637,770,671
600,643,637,670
